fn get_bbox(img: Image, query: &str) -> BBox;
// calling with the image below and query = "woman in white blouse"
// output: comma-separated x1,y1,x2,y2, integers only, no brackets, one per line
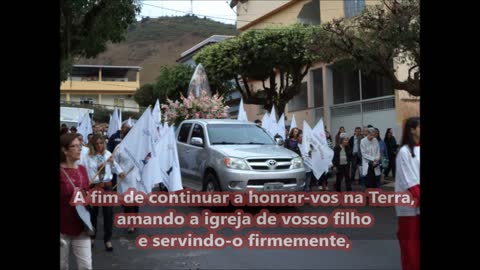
84,133,114,251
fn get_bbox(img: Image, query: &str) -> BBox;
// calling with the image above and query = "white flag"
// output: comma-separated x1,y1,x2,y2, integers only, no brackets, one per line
313,118,331,149
165,128,183,191
77,113,92,143
266,105,278,137
117,107,155,174
141,145,162,194
107,107,119,138
261,112,270,133
309,118,334,179
277,113,286,140
155,126,183,192
237,98,248,122
142,121,170,193
289,114,297,133
302,121,313,160
127,117,133,128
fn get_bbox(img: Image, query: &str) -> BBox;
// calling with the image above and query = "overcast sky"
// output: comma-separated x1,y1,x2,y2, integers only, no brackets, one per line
139,0,237,25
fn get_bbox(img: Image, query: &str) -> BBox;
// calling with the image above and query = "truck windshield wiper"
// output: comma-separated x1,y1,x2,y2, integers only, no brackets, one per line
212,141,237,145
243,142,265,145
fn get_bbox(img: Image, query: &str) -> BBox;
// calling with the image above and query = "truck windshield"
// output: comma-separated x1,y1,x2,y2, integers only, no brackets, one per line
208,124,275,145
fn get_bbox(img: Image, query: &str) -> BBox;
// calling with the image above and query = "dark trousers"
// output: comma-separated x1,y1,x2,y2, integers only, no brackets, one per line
376,175,382,188
304,172,313,192
384,153,396,178
351,154,361,181
365,165,378,188
335,164,352,192
90,186,113,242
319,172,329,185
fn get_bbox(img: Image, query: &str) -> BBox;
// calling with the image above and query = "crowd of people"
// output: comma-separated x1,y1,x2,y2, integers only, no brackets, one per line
275,122,399,193
280,118,420,270
60,121,137,269
60,116,419,270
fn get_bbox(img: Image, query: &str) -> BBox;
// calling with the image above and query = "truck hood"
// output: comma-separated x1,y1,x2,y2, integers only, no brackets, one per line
210,144,299,159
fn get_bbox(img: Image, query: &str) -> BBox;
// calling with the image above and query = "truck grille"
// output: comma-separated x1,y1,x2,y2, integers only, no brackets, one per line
247,179,297,186
246,158,292,170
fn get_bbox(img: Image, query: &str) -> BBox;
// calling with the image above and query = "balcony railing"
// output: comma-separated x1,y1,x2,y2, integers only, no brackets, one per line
60,100,146,113
331,96,395,117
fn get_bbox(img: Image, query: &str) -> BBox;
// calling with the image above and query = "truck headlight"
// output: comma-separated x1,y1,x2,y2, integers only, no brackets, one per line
290,156,304,169
224,157,250,170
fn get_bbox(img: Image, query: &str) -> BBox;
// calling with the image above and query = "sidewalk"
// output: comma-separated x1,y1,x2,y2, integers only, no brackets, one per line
382,176,395,189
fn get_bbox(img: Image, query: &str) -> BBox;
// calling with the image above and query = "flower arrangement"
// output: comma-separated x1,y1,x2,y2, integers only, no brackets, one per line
161,90,230,126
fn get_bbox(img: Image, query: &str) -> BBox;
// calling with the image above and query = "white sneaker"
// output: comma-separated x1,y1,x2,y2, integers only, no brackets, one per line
318,186,323,190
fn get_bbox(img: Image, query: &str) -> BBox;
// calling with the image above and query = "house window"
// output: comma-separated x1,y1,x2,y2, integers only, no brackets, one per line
344,0,365,18
311,68,324,107
361,72,394,99
297,0,320,25
80,97,94,105
288,82,308,112
333,69,360,104
114,97,125,108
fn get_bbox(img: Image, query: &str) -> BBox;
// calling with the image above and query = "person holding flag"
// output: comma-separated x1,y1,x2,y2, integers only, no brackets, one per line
111,125,142,234
108,121,131,190
83,133,114,251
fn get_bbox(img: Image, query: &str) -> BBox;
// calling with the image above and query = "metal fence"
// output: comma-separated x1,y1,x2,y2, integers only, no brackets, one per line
60,100,147,113
331,96,395,117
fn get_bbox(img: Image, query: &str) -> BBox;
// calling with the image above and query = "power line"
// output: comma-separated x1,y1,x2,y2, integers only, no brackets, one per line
141,2,288,26
142,2,236,21
140,2,371,26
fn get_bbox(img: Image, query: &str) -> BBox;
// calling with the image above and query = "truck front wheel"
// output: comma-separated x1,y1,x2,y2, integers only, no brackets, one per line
203,172,221,192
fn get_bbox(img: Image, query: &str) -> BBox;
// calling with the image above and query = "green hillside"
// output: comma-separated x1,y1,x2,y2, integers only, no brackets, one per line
77,15,238,85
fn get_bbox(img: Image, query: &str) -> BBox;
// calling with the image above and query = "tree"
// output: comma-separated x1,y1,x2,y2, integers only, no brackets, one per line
60,0,141,82
133,83,155,107
194,24,337,116
321,0,420,96
154,64,195,104
133,64,195,107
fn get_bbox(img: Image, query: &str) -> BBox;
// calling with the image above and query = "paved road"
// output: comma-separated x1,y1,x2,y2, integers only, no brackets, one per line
73,182,401,269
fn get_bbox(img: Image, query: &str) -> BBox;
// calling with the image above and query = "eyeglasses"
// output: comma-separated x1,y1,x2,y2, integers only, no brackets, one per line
68,144,82,149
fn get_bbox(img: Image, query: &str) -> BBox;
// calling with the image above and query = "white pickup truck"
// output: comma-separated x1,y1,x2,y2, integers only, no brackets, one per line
175,119,306,192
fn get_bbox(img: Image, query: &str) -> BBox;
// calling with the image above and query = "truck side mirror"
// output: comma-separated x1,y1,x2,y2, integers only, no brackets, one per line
191,137,204,147
275,137,284,146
